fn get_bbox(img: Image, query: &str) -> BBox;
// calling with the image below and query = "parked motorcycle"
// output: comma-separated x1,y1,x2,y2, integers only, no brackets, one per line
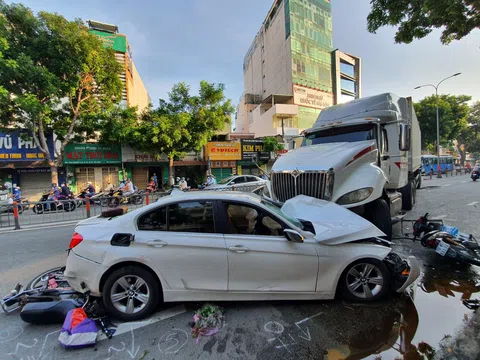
32,192,76,214
410,213,480,266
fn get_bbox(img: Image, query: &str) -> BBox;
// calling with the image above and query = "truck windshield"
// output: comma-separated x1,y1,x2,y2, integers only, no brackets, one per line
302,124,376,146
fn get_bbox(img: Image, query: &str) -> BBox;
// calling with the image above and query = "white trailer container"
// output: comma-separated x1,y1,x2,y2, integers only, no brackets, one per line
270,93,422,239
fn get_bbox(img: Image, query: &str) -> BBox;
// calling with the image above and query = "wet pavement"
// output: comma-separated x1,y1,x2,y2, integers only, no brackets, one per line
0,174,479,360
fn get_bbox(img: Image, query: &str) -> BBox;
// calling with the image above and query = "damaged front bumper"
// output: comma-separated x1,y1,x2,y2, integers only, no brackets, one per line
384,254,420,298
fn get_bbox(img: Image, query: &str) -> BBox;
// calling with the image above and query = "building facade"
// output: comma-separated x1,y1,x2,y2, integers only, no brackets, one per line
236,0,361,138
88,20,150,112
332,49,361,104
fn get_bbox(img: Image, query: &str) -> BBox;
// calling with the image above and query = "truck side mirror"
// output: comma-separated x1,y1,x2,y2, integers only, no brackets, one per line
399,124,410,151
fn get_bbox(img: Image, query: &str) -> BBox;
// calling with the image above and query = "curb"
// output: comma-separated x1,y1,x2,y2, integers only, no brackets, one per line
0,220,79,234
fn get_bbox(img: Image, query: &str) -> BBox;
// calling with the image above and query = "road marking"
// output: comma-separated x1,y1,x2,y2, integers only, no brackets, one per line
467,201,479,206
435,215,447,219
462,181,467,183
295,312,323,325
444,184,451,187
97,305,186,341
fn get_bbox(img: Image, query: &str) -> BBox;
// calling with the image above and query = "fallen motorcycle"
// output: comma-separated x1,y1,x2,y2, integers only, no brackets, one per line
401,213,480,266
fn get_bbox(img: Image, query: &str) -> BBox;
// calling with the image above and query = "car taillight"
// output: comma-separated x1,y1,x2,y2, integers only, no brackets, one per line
69,232,83,249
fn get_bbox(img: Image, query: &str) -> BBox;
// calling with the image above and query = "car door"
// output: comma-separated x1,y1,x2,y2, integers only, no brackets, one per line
134,200,228,291
220,201,318,292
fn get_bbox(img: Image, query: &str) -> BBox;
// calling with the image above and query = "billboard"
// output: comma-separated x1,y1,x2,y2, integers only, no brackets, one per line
64,143,121,164
205,142,241,161
89,30,127,53
293,85,334,110
241,139,270,161
0,132,54,162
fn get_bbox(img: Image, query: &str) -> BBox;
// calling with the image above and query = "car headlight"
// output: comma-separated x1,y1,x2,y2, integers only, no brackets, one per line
337,187,373,205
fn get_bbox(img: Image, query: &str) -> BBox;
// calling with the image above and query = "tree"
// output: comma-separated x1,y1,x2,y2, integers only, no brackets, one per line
0,2,123,182
414,95,470,150
127,81,234,183
457,101,480,165
263,136,285,152
367,0,480,44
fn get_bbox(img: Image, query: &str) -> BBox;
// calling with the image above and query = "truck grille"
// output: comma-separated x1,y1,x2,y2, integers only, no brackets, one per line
271,171,334,203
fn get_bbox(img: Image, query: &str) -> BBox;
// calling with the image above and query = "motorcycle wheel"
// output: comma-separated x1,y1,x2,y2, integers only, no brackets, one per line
108,197,120,208
17,204,24,215
133,195,143,205
33,204,43,214
26,266,68,290
100,197,109,207
64,201,76,212
456,249,480,266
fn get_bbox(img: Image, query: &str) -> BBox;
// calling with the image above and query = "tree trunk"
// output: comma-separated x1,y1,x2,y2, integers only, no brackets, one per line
457,144,466,167
50,161,59,185
168,157,175,186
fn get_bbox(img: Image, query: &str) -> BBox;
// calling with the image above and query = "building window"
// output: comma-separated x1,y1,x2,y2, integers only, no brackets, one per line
340,61,355,78
340,93,356,104
340,78,356,94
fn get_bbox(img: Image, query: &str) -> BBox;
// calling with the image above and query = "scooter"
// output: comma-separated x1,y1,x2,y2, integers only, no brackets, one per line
471,169,479,182
32,192,76,214
406,213,480,266
0,196,30,215
107,189,143,207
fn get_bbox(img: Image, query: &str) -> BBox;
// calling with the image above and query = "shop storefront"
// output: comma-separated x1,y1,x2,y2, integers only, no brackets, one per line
238,139,270,176
0,131,55,200
64,143,122,193
122,146,168,189
205,141,241,181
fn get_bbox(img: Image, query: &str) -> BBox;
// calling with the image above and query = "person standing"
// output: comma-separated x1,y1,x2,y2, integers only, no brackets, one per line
180,177,188,190
152,173,158,188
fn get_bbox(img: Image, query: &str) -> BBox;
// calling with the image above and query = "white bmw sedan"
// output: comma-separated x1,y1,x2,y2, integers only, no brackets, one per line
64,192,419,321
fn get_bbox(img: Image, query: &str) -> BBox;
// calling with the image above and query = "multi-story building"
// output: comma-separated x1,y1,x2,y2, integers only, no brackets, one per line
236,0,361,139
332,49,361,104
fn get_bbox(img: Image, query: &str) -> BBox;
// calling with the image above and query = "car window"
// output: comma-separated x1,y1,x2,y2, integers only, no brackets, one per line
168,201,215,233
138,206,167,231
218,176,235,185
246,176,257,182
232,177,245,184
225,203,284,236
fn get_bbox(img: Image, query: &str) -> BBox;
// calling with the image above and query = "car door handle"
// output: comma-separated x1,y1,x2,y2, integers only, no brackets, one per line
228,245,250,253
147,240,168,248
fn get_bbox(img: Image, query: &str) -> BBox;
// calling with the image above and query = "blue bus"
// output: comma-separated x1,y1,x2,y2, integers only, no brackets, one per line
421,155,454,174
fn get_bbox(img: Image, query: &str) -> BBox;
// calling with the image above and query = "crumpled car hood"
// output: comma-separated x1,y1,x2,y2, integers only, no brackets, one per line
281,195,385,244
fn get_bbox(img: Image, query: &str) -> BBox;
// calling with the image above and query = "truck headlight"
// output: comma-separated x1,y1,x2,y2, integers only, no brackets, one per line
337,187,373,205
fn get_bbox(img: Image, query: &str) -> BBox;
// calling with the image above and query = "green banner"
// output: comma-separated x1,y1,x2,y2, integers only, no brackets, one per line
89,30,127,53
64,143,121,164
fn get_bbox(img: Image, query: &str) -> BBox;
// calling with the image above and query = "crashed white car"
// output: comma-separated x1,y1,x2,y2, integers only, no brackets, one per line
64,192,420,321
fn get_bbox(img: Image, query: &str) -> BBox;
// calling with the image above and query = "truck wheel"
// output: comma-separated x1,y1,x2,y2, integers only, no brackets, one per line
401,181,415,211
366,199,392,241
416,174,422,189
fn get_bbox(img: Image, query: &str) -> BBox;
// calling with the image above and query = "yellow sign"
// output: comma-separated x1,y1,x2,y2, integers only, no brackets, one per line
206,142,241,161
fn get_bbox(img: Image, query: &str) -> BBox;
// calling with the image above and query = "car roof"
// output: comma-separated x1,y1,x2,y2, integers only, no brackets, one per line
156,191,263,205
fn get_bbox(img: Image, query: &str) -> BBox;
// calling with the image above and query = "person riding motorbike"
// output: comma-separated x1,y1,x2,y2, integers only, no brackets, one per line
146,177,156,193
123,179,134,196
104,181,115,192
60,182,71,197
45,183,60,210
180,177,188,190
85,182,96,198
12,186,21,202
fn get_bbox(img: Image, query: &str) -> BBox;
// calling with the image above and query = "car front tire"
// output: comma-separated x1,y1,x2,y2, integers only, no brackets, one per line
339,259,390,302
103,266,160,321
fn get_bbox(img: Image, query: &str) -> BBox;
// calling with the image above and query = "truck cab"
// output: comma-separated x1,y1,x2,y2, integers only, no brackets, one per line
270,93,422,240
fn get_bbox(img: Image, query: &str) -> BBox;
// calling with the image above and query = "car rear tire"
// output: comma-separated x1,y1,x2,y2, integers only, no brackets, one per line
339,259,390,302
366,199,392,241
103,266,160,321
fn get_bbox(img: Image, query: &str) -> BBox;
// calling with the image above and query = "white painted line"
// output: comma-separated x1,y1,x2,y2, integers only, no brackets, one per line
444,184,451,187
97,304,187,341
435,215,447,219
295,311,323,325
462,181,467,183
467,201,479,206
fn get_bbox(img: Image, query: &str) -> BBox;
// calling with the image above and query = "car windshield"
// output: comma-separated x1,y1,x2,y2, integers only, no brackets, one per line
218,176,235,185
261,199,304,230
302,124,376,147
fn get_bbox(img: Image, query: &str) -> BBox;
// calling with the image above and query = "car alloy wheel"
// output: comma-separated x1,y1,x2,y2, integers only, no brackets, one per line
110,275,151,315
345,262,385,299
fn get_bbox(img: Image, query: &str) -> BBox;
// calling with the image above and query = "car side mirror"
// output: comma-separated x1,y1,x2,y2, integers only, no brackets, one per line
284,229,304,243
399,124,410,151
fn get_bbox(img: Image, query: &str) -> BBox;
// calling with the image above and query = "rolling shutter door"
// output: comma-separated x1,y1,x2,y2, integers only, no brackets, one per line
132,167,148,190
19,172,51,201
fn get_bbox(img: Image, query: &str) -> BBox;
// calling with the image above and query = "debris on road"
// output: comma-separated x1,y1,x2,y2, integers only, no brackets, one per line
191,304,225,343
58,308,98,348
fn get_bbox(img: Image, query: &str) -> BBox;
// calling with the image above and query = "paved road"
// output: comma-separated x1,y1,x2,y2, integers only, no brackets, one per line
0,174,478,360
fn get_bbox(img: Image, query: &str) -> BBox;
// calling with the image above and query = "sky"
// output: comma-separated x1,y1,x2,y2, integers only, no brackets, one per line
7,0,480,107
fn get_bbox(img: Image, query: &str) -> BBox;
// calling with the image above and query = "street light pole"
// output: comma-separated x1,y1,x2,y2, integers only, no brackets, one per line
414,73,461,178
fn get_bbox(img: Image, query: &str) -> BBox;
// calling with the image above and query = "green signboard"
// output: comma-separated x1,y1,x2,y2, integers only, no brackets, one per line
89,30,127,53
64,143,121,164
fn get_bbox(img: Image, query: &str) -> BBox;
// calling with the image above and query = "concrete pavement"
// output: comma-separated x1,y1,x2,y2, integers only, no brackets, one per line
0,175,478,360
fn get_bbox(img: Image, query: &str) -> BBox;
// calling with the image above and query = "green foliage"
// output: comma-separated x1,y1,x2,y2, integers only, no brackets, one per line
124,81,234,179
414,95,470,149
0,1,122,171
263,136,285,152
367,0,480,44
457,101,480,164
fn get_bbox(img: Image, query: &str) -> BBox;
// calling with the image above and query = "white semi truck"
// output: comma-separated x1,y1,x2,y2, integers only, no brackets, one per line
270,93,422,240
